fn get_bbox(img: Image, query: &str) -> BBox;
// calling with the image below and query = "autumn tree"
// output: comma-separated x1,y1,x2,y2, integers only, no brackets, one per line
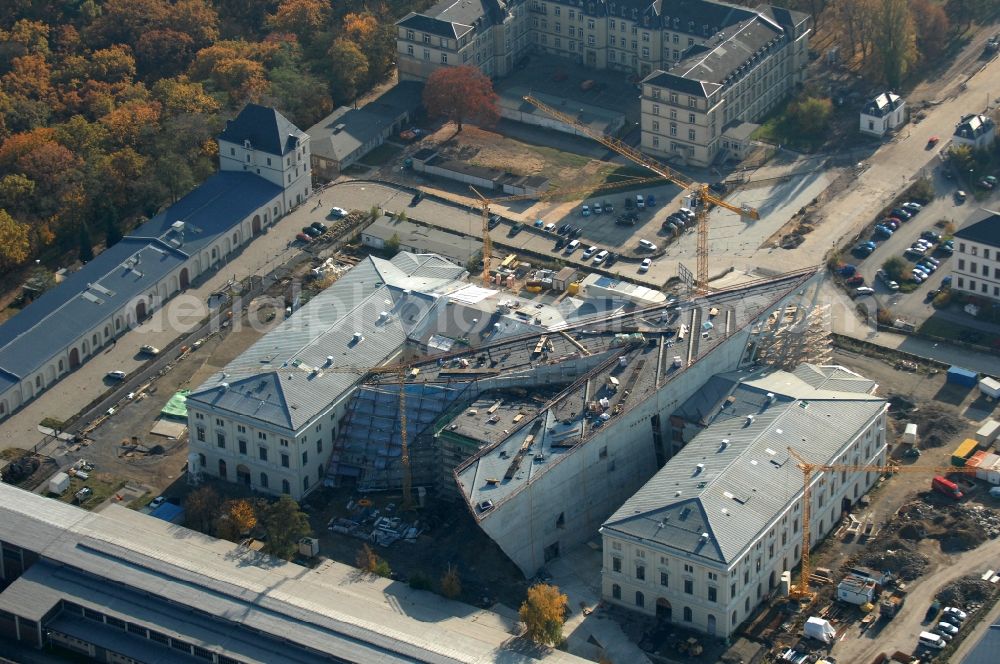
873,0,917,87
78,223,93,262
0,209,31,267
356,544,391,577
519,583,568,647
261,495,311,559
184,486,221,533
440,564,462,599
267,0,329,43
216,498,258,541
327,38,368,104
423,66,499,132
910,0,950,63
787,96,833,138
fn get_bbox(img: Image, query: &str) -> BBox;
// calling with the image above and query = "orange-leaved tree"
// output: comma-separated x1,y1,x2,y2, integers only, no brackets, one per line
422,65,499,132
518,583,568,646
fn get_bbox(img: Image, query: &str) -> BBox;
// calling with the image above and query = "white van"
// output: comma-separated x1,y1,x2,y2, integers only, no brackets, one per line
918,631,946,649
636,194,645,209
564,239,581,254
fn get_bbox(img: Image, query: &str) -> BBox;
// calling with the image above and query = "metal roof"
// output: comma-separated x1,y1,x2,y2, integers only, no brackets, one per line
218,104,307,156
602,365,885,565
0,483,588,664
187,253,468,431
308,83,423,163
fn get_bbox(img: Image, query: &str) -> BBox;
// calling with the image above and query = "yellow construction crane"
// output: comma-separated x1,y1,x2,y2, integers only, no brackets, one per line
471,175,667,284
787,447,976,601
523,95,760,292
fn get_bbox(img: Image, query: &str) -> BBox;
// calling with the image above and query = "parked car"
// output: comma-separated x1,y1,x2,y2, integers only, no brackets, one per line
140,345,160,356
509,223,524,236
979,178,994,190
311,221,328,233
679,207,695,219
149,496,166,509
603,201,614,213
854,244,875,257
886,280,900,292
956,190,967,202
593,250,609,264
296,232,313,242
936,621,959,636
488,214,503,230
581,205,591,216
302,226,321,238
534,218,544,228
638,258,652,273
564,239,580,254
917,261,937,273
846,275,865,286
855,286,875,296
943,607,968,621
902,201,923,213
554,237,567,250
107,370,127,380
581,246,599,260
922,256,941,266
883,219,900,230
874,225,893,238
904,247,926,259
570,226,583,238
604,252,618,268
646,194,656,207
926,600,942,622
616,216,637,226
544,222,556,232
891,208,913,220
636,194,645,209
409,192,424,205
638,239,658,251
329,206,348,218
921,230,940,241
593,202,603,214
927,136,940,148
624,196,634,210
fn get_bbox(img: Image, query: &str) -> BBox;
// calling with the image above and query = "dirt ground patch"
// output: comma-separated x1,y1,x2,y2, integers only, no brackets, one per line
424,125,634,192
62,302,284,498
303,486,530,609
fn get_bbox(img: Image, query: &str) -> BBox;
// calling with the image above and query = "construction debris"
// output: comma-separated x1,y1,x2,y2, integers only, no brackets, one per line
857,547,929,581
327,499,422,547
937,576,996,608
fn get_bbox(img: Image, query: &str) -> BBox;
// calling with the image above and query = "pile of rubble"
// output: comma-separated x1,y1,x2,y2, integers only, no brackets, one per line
858,545,929,581
893,499,1000,551
937,575,997,608
327,500,422,547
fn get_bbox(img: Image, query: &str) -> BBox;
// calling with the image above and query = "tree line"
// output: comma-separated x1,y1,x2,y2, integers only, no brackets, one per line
0,0,429,275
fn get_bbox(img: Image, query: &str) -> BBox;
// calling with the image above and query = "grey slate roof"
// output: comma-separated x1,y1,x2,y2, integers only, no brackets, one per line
643,71,721,97
862,92,903,118
954,113,996,141
603,365,884,565
218,104,307,156
186,253,467,432
0,482,587,664
954,210,1000,247
0,171,281,382
668,14,785,88
308,82,424,164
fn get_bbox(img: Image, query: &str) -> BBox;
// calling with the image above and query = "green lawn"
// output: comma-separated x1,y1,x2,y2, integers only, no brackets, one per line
523,143,591,170
358,143,403,167
57,475,127,510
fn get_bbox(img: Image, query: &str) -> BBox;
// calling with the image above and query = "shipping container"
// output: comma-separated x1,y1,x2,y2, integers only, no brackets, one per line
980,377,1000,399
932,476,963,499
952,438,980,465
947,366,979,387
976,419,1000,445
48,472,69,495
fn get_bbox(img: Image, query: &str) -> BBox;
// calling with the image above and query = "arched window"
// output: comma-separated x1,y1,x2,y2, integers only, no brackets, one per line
35,375,42,389
104,326,110,338
115,318,121,330
683,607,692,622
732,610,738,627
198,453,206,467
218,459,227,479
635,591,644,608
58,360,64,372
612,584,621,600
92,334,99,346
282,479,290,494
260,472,269,488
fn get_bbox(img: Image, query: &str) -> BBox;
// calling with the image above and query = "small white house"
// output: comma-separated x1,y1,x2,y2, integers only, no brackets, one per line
953,114,996,151
860,92,906,137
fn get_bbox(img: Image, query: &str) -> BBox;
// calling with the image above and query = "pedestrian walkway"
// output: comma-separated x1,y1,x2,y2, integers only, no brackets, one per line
547,544,653,664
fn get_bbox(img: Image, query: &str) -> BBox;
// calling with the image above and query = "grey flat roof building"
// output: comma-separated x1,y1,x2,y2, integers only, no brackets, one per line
0,481,587,663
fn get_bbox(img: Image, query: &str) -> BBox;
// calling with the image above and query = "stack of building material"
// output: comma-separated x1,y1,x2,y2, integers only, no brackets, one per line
952,438,981,466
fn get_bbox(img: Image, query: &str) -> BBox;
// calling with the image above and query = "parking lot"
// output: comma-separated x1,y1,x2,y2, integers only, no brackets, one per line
839,161,999,329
